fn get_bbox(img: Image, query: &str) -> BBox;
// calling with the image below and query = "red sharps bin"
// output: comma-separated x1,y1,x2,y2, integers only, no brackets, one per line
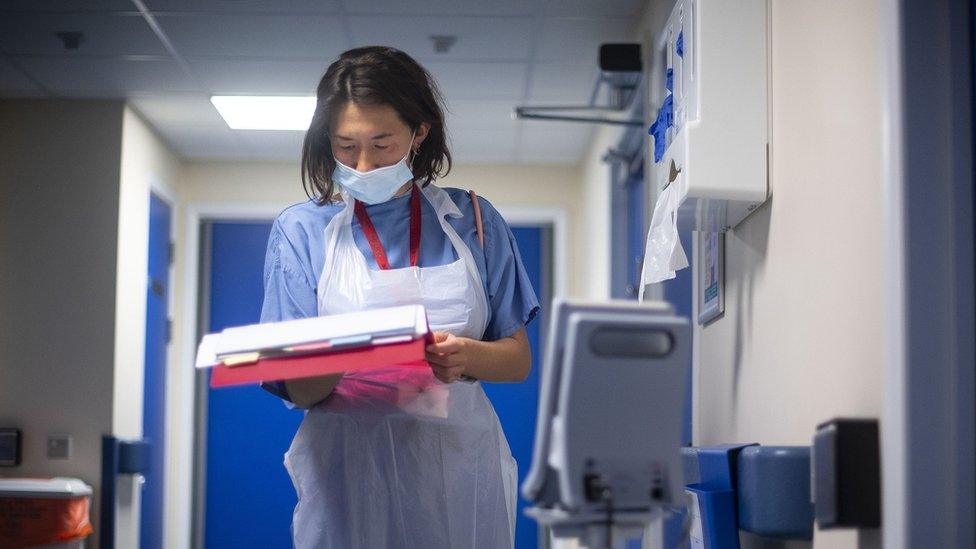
0,478,94,548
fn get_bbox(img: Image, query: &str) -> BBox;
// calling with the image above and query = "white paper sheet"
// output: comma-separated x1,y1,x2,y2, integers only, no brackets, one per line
195,304,427,369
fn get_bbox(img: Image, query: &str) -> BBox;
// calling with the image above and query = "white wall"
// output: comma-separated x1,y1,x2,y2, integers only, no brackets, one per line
0,99,125,549
579,125,623,300
0,99,183,549
116,107,182,439
690,2,885,548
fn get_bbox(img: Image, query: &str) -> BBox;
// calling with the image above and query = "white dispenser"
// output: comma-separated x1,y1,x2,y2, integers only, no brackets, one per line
654,0,770,232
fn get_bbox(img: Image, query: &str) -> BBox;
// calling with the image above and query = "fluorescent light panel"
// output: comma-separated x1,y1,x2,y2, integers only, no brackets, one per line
211,96,315,130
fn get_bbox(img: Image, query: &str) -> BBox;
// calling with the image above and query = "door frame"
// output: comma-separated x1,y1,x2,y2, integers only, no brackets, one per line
881,0,975,547
174,203,284,549
498,206,568,300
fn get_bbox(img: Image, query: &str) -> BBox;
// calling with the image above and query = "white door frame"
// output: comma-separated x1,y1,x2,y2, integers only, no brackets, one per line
498,206,569,300
172,202,285,549
881,0,975,547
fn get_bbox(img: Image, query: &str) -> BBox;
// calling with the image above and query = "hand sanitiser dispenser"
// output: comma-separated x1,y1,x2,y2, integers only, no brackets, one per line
642,0,770,287
648,0,770,234
522,299,690,548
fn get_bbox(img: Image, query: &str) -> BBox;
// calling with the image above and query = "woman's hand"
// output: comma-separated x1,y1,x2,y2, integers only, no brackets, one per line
425,332,471,383
424,328,532,384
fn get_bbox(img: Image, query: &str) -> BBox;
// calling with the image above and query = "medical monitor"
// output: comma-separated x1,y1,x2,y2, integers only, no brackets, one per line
521,299,676,507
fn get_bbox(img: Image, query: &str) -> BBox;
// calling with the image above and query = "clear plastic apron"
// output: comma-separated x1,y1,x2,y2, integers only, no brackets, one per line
284,183,517,549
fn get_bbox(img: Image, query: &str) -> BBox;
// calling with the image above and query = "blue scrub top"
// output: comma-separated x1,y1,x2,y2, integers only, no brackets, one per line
259,185,541,403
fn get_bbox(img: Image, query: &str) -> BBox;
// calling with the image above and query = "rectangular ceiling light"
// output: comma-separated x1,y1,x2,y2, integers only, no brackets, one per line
211,96,316,130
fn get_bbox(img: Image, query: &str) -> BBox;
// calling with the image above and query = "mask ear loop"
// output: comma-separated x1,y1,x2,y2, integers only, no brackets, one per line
407,129,418,171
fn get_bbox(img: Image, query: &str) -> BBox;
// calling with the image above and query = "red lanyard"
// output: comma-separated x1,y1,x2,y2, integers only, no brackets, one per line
353,184,422,270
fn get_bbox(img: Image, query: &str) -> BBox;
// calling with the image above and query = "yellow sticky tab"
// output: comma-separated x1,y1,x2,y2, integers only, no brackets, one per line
221,352,261,367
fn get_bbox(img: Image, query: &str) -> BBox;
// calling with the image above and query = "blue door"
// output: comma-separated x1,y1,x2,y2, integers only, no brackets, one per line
141,193,171,549
482,225,549,549
204,222,302,549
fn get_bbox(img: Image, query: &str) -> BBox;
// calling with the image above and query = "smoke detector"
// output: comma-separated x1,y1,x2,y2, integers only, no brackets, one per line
429,35,457,54
55,31,85,50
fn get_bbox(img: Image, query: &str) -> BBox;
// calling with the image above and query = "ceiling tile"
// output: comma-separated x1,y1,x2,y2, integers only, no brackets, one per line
0,12,166,56
0,58,41,91
543,0,646,18
423,61,526,101
527,63,599,102
128,94,226,127
17,57,200,94
187,58,325,94
535,17,637,64
347,16,532,62
342,0,540,17
447,128,518,163
144,0,342,13
155,14,347,58
0,1,134,12
518,125,593,163
236,130,306,160
154,123,250,158
443,99,519,131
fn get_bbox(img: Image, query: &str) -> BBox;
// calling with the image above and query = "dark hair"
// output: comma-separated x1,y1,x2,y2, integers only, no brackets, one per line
301,46,452,204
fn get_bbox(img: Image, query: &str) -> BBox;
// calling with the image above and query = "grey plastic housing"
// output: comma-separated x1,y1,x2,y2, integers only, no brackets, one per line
521,298,689,516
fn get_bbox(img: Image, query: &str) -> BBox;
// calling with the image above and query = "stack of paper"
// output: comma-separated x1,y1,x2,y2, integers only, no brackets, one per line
195,304,432,388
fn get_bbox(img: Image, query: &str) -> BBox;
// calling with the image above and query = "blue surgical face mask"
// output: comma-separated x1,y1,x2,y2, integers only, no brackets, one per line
332,131,417,205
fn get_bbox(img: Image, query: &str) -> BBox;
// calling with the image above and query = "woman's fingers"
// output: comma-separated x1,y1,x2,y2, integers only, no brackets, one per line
426,333,463,355
426,351,458,367
426,333,467,382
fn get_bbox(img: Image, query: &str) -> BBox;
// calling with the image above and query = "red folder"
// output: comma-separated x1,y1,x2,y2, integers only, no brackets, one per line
210,333,434,388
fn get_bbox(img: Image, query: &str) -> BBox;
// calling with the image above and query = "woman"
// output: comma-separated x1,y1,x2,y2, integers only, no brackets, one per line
259,46,540,549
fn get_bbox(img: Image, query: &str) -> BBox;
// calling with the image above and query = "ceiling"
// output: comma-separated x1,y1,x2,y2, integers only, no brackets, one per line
0,0,645,164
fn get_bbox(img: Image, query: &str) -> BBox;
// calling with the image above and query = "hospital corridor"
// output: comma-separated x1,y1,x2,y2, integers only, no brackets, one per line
0,1,973,548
